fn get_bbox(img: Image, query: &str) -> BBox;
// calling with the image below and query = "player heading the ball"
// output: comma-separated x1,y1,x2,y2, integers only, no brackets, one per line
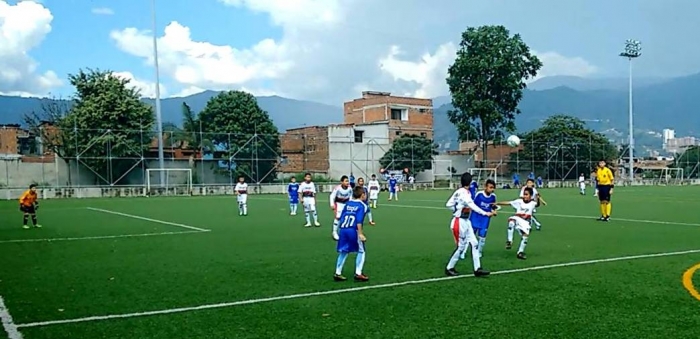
333,186,370,282
444,172,493,277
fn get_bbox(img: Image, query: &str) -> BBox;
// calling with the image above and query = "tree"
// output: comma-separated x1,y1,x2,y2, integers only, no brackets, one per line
24,99,77,185
198,91,280,182
67,69,154,184
446,25,542,162
379,134,438,173
514,115,617,180
674,146,700,178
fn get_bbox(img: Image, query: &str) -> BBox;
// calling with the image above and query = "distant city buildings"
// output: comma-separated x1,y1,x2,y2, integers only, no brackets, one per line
662,128,699,153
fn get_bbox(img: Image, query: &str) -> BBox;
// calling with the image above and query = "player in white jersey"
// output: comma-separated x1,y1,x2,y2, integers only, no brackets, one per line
578,173,586,195
519,178,547,231
299,172,321,227
444,172,493,277
234,176,248,216
330,175,353,240
367,174,380,208
495,187,538,260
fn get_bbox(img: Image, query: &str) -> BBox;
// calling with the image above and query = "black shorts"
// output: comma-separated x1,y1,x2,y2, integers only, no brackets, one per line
20,205,35,214
597,185,612,202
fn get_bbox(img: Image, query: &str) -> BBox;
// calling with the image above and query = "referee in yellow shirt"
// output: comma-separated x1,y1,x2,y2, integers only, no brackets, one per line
595,160,614,221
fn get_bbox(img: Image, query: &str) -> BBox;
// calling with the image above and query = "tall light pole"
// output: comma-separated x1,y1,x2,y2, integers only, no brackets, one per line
151,0,165,186
619,39,641,183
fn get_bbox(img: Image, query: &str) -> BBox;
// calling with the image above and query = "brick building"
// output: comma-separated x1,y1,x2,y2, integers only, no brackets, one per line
343,91,433,141
278,125,330,174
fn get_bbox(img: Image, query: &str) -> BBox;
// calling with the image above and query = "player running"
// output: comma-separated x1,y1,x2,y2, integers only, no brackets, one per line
444,172,493,277
333,186,370,282
356,177,375,225
19,184,41,229
287,177,300,215
387,174,398,201
330,175,353,240
300,173,321,227
234,176,248,216
367,174,380,208
578,173,586,195
519,178,547,231
496,187,538,260
467,179,497,258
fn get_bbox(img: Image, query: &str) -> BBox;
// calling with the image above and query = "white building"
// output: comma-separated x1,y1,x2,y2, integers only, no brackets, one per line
327,122,391,180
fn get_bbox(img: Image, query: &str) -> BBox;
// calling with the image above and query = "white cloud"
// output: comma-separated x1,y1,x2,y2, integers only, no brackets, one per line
531,51,598,80
91,7,114,15
113,71,166,98
0,0,61,96
110,0,599,104
172,86,205,98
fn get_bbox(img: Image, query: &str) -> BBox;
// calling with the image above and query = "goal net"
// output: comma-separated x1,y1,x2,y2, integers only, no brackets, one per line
431,160,454,189
468,168,498,185
146,169,193,196
655,168,684,185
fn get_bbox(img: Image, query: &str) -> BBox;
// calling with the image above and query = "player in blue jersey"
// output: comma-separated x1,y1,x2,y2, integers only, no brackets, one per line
356,177,375,225
387,174,399,201
512,173,520,188
468,179,497,258
349,173,356,188
536,176,543,188
333,186,370,282
287,177,300,215
469,179,478,197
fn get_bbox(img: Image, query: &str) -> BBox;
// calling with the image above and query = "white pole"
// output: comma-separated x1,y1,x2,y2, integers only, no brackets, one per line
151,0,165,187
628,57,634,182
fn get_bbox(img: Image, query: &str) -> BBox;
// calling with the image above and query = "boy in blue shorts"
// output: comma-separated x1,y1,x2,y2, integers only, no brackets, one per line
467,179,497,258
287,177,300,215
333,186,370,282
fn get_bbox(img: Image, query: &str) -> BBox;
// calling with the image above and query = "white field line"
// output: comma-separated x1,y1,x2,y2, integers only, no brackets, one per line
86,207,210,232
15,248,700,329
0,295,23,339
0,231,204,244
255,197,700,228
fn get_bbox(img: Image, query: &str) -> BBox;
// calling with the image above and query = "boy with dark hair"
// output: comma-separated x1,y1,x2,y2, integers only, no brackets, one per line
19,184,41,229
334,186,370,282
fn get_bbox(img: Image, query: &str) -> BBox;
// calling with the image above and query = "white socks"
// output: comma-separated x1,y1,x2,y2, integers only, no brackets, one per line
478,237,486,257
507,221,515,242
355,252,365,275
447,244,481,271
518,236,528,253
335,252,365,276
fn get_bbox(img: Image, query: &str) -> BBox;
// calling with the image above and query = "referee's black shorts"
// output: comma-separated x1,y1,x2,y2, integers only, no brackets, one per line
20,205,35,214
597,185,612,202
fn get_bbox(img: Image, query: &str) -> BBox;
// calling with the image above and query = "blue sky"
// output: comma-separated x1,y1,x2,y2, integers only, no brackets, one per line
2,0,700,104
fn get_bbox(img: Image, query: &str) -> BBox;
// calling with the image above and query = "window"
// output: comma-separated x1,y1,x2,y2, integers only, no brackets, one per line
395,131,402,136
390,108,402,120
420,132,427,138
306,144,316,153
354,130,364,143
419,108,428,113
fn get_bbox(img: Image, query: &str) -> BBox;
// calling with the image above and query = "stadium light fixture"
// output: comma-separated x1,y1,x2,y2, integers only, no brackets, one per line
620,39,641,183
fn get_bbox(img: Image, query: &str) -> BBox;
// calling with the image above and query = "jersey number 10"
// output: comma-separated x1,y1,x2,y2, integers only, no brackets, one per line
340,215,356,228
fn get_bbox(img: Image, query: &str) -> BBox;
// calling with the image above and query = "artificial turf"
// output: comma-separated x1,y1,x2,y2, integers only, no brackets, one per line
1,185,699,339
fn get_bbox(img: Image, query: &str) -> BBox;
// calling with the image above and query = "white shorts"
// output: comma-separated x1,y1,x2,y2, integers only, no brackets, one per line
334,202,346,219
369,190,379,200
579,183,586,190
237,194,248,204
450,217,478,248
509,216,531,234
303,199,316,212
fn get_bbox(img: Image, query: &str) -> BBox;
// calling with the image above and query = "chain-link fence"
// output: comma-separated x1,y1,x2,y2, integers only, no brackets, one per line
1,126,697,189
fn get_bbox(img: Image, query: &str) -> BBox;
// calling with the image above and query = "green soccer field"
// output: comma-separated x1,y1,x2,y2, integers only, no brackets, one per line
1,186,700,339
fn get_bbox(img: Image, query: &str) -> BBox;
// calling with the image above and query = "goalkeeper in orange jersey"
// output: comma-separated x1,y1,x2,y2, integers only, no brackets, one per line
19,184,41,229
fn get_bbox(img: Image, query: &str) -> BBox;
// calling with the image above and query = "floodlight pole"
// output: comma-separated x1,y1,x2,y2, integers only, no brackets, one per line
620,40,641,184
152,0,165,186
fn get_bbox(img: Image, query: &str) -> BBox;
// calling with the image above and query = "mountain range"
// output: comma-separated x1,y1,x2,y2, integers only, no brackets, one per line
1,73,699,154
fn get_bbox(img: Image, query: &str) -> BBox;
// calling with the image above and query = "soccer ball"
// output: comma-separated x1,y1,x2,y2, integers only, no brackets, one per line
506,135,520,147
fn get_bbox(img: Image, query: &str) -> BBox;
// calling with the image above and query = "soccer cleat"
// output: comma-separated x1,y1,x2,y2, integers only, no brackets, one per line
597,216,606,221
536,226,541,231
505,241,512,250
603,216,610,222
304,223,312,227
354,274,369,282
33,224,42,228
369,221,376,225
333,274,347,282
22,225,30,229
332,233,339,241
314,222,321,227
473,268,490,277
517,252,527,260
445,268,459,276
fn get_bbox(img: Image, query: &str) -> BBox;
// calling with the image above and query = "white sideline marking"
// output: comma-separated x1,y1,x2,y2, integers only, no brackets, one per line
0,295,23,339
382,204,700,228
15,248,700,329
0,231,204,244
86,208,210,232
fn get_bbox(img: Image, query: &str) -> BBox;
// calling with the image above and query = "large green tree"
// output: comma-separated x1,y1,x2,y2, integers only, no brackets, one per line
514,115,617,179
673,146,700,178
198,91,280,182
446,25,542,161
379,134,438,173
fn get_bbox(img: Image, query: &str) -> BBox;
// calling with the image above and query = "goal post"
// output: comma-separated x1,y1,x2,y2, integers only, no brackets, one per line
146,168,193,196
468,168,498,185
658,167,684,185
